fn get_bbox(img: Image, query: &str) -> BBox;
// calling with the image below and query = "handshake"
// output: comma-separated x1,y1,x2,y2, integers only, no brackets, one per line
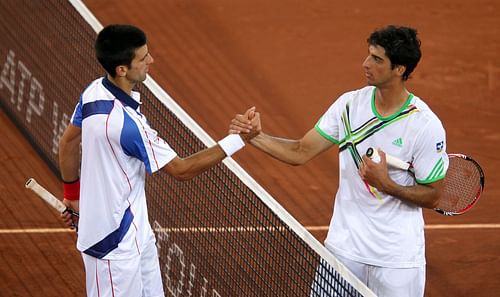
229,106,262,143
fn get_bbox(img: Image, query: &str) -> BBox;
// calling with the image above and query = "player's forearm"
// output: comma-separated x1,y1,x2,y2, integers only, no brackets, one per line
170,146,227,181
381,180,441,209
59,151,80,181
250,132,308,165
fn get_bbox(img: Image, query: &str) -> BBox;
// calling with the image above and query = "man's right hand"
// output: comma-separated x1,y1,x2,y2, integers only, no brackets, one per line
61,199,79,229
229,106,261,142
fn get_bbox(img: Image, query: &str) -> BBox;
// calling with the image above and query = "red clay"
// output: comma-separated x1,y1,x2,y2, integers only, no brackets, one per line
1,1,498,296
84,1,499,296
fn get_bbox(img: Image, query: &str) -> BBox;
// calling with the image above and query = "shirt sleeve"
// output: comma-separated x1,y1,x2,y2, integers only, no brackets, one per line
412,116,449,184
120,111,177,174
70,97,83,127
314,94,349,144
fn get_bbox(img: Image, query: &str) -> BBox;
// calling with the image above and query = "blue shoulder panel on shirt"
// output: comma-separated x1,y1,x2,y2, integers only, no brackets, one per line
71,96,84,127
120,111,152,173
82,100,114,120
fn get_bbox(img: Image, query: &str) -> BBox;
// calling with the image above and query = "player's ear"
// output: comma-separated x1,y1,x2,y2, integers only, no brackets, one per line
395,65,406,77
115,65,128,77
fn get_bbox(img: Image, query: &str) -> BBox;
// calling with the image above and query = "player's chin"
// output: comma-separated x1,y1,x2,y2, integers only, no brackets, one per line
137,74,148,83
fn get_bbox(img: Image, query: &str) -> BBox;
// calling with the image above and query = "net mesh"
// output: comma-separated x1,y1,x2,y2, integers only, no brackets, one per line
0,1,374,296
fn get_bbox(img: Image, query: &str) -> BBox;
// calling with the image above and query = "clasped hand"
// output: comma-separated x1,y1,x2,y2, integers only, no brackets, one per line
229,106,262,142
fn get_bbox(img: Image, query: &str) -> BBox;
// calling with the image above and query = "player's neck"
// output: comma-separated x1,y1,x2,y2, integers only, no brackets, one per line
107,74,134,96
374,84,410,117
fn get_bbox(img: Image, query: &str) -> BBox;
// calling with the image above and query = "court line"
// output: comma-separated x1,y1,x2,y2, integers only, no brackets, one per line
424,224,500,230
305,224,500,231
0,228,74,234
1,224,499,234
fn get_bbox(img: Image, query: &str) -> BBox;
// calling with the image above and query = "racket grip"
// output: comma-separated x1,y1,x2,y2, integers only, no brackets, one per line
366,147,410,170
63,207,79,217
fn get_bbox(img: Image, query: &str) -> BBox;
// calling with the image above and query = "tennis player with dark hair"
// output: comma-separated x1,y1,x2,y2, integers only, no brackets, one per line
59,24,254,297
230,25,448,296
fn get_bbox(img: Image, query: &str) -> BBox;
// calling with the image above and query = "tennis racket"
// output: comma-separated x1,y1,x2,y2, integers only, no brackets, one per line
25,178,79,227
366,148,485,216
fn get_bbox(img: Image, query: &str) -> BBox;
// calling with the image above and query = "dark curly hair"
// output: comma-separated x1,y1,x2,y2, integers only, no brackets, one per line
367,25,421,81
95,24,147,77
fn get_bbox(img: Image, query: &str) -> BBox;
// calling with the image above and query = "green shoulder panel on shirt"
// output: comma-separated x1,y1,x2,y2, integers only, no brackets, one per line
314,119,340,144
416,157,447,184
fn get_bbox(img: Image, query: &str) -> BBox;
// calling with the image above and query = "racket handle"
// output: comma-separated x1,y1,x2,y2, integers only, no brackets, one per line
63,207,79,218
26,178,79,230
26,178,67,213
366,147,410,171
62,207,79,230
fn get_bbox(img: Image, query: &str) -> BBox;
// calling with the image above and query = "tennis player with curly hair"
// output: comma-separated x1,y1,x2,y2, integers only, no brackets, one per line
230,25,448,297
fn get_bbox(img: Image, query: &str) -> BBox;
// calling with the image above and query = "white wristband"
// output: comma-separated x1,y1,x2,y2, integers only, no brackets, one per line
218,134,245,157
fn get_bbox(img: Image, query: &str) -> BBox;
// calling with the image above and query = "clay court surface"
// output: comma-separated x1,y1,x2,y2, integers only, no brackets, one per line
1,0,499,296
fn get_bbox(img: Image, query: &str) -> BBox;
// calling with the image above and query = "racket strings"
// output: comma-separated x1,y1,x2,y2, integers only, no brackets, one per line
439,157,482,212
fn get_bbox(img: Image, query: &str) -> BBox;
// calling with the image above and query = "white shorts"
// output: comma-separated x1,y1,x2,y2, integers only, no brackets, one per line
82,241,164,297
311,254,425,297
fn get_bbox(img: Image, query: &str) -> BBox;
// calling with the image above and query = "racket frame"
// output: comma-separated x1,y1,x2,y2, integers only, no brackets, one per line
433,153,485,216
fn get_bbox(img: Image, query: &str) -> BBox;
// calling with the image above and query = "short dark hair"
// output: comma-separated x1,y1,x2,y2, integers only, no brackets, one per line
95,24,147,77
367,25,421,81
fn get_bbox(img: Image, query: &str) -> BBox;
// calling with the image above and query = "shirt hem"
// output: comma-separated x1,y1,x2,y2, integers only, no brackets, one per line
77,239,153,260
325,242,426,268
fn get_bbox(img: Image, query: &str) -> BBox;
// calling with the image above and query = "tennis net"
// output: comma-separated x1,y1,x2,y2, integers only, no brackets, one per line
0,1,375,296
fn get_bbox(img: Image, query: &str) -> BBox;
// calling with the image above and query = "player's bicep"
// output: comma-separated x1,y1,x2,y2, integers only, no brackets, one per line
298,128,335,162
59,124,81,181
421,177,445,196
60,124,81,152
417,177,445,209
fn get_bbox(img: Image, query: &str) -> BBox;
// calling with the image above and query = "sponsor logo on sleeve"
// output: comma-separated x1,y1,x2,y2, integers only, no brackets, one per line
436,141,444,152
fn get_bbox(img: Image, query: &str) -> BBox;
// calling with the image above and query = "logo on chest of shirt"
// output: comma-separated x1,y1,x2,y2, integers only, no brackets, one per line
392,137,403,148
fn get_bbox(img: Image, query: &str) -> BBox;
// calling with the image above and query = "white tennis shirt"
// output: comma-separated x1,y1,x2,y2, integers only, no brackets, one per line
70,76,177,260
316,86,448,268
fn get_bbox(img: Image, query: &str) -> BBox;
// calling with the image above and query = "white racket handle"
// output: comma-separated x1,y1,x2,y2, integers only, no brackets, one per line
366,147,410,171
25,178,67,213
